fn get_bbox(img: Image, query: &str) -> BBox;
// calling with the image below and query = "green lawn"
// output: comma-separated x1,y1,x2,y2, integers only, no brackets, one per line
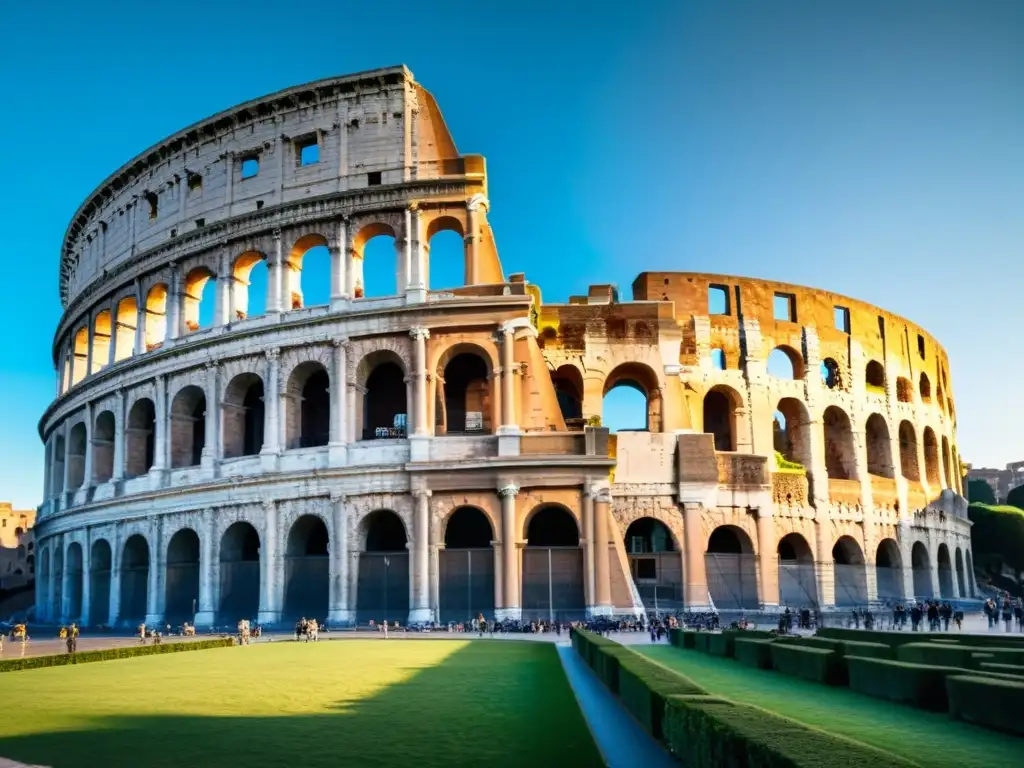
639,645,1019,768
0,640,602,768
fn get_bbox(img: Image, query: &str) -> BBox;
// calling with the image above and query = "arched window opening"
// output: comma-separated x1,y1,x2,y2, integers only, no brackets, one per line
170,385,206,468
354,225,399,299
526,506,580,547
710,348,727,370
523,506,584,621
52,435,66,496
91,310,112,374
119,534,149,622
444,507,494,549
426,221,466,291
290,234,330,309
66,543,84,621
126,399,156,478
706,526,758,609
703,388,737,451
898,421,919,481
625,518,675,554
937,543,954,598
865,413,894,478
626,518,682,611
773,398,812,469
440,506,495,622
232,252,268,320
361,360,407,440
923,428,940,485
936,384,946,414
865,360,886,393
603,363,660,433
954,548,966,598
183,267,216,332
966,550,975,597
911,541,932,598
942,436,952,488
219,522,261,622
72,328,88,386
165,529,200,624
767,346,804,380
145,284,168,350
286,362,330,449
92,411,116,484
441,352,490,435
778,533,816,608
820,358,842,389
284,515,330,621
114,297,138,362
223,374,265,458
67,423,87,490
823,406,857,480
357,510,410,624
919,373,932,402
89,539,112,626
832,536,867,605
896,377,913,403
551,365,584,428
875,539,904,600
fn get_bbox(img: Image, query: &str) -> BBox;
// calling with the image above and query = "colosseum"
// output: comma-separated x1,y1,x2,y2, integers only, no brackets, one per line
35,66,975,629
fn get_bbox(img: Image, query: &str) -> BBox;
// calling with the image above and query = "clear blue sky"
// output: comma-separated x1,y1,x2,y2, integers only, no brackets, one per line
1,0,1021,508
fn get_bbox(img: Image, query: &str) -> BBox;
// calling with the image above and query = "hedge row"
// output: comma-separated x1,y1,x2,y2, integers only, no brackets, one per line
0,637,235,673
734,638,774,670
770,643,847,686
781,635,892,660
819,626,1024,650
896,642,1024,670
947,675,1024,736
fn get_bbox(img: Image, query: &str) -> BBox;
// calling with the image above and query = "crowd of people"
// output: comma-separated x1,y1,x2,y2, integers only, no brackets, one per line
983,596,1024,631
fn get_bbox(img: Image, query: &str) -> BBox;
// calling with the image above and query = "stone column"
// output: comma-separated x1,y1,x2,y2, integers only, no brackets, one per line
167,263,182,341
80,531,92,624
45,540,57,622
150,374,168,487
261,349,281,465
194,508,216,627
60,541,72,622
112,390,126,482
330,217,349,303
83,402,94,487
498,483,520,619
411,206,426,296
215,249,230,327
492,539,504,612
134,279,146,355
402,206,414,293
410,328,430,437
815,516,836,607
258,501,281,625
429,539,440,621
108,528,121,626
465,197,485,284
593,488,612,615
756,509,779,608
327,493,353,625
499,324,517,432
202,362,218,470
329,340,349,464
581,490,595,609
267,229,283,314
683,502,710,610
145,518,164,625
409,490,433,623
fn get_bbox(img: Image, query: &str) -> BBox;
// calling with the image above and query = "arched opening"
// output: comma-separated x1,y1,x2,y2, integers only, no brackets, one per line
711,348,727,370
39,548,51,619
832,536,867,606
66,543,84,621
219,522,261,622
911,542,932,598
67,423,87,490
965,550,975,597
865,413,894,478
183,267,216,332
896,377,913,403
283,515,330,621
71,327,88,386
625,518,682,611
705,526,758,610
290,234,330,309
89,539,112,626
126,399,156,478
51,435,66,496
232,252,268,320
223,374,265,458
777,533,817,608
53,548,64,620
170,385,206,468
875,539,904,601
523,506,584,621
923,428,940,485
603,363,661,433
353,224,399,299
93,411,116,483
823,406,857,480
144,284,168,350
113,297,138,362
773,398,812,469
440,351,491,434
285,362,330,449
937,543,954,599
91,311,112,375
439,507,495,623
119,534,149,623
767,346,804,379
955,547,966,598
820,358,842,389
704,387,739,451
356,510,409,625
550,365,584,428
426,219,466,290
165,529,200,624
898,421,919,481
865,360,886,393
360,353,408,439
919,373,932,403
942,436,952,488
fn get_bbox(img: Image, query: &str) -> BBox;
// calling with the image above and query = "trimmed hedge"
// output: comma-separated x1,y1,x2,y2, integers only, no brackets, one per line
819,626,1024,650
693,632,712,653
707,633,734,658
734,638,775,670
617,653,706,739
663,695,914,767
723,629,776,641
977,662,1024,677
782,636,891,660
947,675,1024,736
894,642,1024,669
0,637,235,673
771,643,846,685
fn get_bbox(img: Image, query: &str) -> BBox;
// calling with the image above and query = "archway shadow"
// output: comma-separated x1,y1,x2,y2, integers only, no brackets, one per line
0,640,601,768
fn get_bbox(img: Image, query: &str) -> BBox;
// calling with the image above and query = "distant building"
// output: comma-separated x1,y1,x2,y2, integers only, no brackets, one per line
0,503,35,590
967,462,1024,503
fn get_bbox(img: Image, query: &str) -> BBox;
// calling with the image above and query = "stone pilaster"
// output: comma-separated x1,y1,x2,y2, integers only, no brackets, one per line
258,500,281,625
683,502,710,610
328,492,354,625
496,483,521,620
195,508,217,627
409,489,434,624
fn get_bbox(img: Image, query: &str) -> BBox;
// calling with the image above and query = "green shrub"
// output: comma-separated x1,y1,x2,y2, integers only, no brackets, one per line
771,643,846,685
617,653,706,739
947,675,1024,736
0,637,235,673
707,633,734,658
734,638,775,670
978,662,1024,678
897,642,974,668
970,647,1024,666
693,632,711,653
820,626,1024,650
723,628,776,641
663,695,914,767
679,630,697,649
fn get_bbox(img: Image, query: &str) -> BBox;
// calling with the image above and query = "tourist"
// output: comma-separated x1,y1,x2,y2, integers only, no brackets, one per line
138,623,147,644
1002,598,1013,631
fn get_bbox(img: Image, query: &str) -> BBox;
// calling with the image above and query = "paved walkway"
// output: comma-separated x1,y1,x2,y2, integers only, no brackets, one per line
557,644,676,768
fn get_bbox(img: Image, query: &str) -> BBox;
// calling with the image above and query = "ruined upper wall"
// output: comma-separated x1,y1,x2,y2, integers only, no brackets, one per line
59,65,471,309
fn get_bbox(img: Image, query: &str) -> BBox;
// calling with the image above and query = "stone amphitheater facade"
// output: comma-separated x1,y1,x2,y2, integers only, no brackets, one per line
35,66,974,628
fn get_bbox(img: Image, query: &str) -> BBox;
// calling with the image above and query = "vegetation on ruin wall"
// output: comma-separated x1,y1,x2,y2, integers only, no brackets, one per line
774,451,806,474
0,637,235,672
968,502,1024,580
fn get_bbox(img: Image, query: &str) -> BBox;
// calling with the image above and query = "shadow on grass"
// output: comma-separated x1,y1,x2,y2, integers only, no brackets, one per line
0,641,603,768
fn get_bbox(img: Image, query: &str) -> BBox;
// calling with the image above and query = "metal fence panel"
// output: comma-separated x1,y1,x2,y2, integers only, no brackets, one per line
705,553,759,610
356,552,409,625
283,555,329,622
778,562,818,608
165,563,200,623
89,569,111,625
833,563,868,606
219,560,260,622
875,565,904,601
912,567,934,599
521,547,586,622
439,548,495,623
119,566,147,622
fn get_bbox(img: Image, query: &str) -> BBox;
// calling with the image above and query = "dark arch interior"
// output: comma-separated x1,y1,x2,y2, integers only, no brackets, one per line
122,535,149,568
703,391,733,451
301,369,330,447
219,521,261,622
937,544,952,569
911,542,929,569
91,539,112,570
624,518,675,553
444,353,490,433
242,378,265,455
866,361,885,389
876,540,900,568
444,507,493,548
707,526,750,554
832,537,864,565
167,529,200,564
127,399,156,476
221,522,260,561
365,510,408,551
165,530,200,623
364,361,407,438
552,366,583,423
287,515,329,556
526,506,579,547
777,533,812,562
